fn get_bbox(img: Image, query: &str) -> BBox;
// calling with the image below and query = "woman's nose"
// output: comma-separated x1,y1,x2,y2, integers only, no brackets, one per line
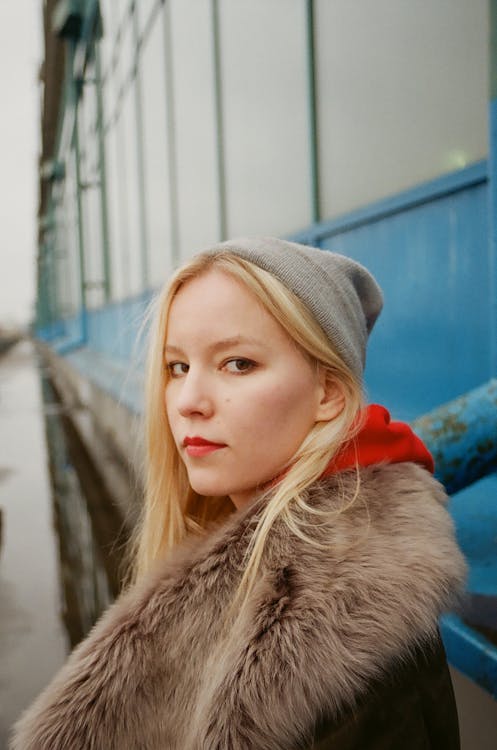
176,371,214,418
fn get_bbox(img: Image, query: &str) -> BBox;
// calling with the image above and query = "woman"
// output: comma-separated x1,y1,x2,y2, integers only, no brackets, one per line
12,237,466,749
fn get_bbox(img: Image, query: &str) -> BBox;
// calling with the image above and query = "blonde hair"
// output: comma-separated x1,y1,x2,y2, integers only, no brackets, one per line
127,252,365,599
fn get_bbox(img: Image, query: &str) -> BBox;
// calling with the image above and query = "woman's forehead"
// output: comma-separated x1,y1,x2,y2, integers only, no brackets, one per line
165,271,292,351
169,270,263,321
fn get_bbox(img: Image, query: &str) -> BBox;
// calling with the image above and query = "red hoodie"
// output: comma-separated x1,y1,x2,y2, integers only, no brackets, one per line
321,404,434,477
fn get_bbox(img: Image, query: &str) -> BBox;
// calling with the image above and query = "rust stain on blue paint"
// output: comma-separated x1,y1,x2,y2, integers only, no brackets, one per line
412,379,497,494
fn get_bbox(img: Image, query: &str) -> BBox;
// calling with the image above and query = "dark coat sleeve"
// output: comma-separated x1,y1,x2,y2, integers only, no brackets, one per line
307,635,460,750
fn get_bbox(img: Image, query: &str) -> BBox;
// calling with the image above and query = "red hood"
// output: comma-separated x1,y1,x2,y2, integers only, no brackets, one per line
321,404,434,477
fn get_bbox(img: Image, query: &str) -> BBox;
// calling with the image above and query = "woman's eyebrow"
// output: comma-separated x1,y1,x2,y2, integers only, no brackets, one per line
164,336,263,357
164,344,184,356
208,336,263,352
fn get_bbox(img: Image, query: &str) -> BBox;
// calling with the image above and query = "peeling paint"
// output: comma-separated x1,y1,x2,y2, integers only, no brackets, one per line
412,379,497,494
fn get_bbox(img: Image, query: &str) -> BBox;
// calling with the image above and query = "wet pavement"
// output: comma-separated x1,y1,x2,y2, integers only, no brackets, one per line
0,341,116,747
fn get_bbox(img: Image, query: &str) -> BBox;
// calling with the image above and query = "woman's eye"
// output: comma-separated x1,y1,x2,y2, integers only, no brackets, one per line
224,358,255,374
167,362,189,377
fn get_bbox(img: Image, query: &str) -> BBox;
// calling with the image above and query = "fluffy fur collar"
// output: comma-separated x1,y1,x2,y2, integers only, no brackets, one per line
12,463,466,750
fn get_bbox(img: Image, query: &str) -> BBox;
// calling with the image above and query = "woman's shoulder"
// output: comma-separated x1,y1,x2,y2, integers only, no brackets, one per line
285,462,466,610
311,460,450,519
254,463,466,714
306,632,460,750
305,462,462,564
205,462,466,746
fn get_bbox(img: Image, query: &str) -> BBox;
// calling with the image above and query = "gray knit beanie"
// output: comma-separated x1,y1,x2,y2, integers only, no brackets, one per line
200,237,383,381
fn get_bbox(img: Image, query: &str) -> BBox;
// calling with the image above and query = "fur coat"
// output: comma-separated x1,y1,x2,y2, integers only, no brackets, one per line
11,463,466,749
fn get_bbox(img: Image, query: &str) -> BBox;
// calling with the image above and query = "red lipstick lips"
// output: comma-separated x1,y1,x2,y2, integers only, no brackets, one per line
183,436,226,457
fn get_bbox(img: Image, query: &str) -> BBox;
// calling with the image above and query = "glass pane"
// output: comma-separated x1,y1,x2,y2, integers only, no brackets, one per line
117,82,143,297
57,151,81,316
219,0,311,237
170,0,219,260
104,75,143,301
119,11,135,96
140,5,174,287
122,82,143,296
136,0,159,37
105,121,126,300
78,70,105,310
99,0,122,82
315,0,488,218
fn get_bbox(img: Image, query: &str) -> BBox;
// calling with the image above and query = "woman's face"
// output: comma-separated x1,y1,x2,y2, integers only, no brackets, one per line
164,270,339,509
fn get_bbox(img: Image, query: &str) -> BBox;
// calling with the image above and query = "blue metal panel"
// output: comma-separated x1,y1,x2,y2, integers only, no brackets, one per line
63,313,84,343
489,97,497,376
65,346,144,414
37,320,66,342
37,312,84,352
449,477,497,597
441,614,497,699
315,180,490,419
85,290,153,364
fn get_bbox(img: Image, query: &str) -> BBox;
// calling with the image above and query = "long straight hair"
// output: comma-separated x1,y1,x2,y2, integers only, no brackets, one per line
127,252,365,597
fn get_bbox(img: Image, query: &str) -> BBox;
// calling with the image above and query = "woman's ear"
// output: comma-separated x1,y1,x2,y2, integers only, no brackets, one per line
315,371,346,422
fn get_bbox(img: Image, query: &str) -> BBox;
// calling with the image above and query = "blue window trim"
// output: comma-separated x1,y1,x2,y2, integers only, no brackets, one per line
291,159,488,244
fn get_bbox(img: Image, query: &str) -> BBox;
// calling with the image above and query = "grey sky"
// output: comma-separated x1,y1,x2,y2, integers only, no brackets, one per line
0,2,41,327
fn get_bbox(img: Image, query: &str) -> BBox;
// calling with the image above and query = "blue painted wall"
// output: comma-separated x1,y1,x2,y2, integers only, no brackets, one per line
86,293,151,364
323,187,490,418
293,163,491,420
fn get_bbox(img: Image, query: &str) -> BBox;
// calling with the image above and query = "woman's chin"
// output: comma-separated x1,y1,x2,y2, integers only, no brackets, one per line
187,475,254,507
187,475,231,499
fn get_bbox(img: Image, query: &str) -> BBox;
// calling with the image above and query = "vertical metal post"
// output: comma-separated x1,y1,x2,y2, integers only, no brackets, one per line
115,111,131,298
132,0,150,291
489,0,497,375
72,42,88,342
45,205,59,330
163,1,180,267
94,43,112,302
211,0,227,241
42,239,54,335
37,251,49,331
306,0,320,224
